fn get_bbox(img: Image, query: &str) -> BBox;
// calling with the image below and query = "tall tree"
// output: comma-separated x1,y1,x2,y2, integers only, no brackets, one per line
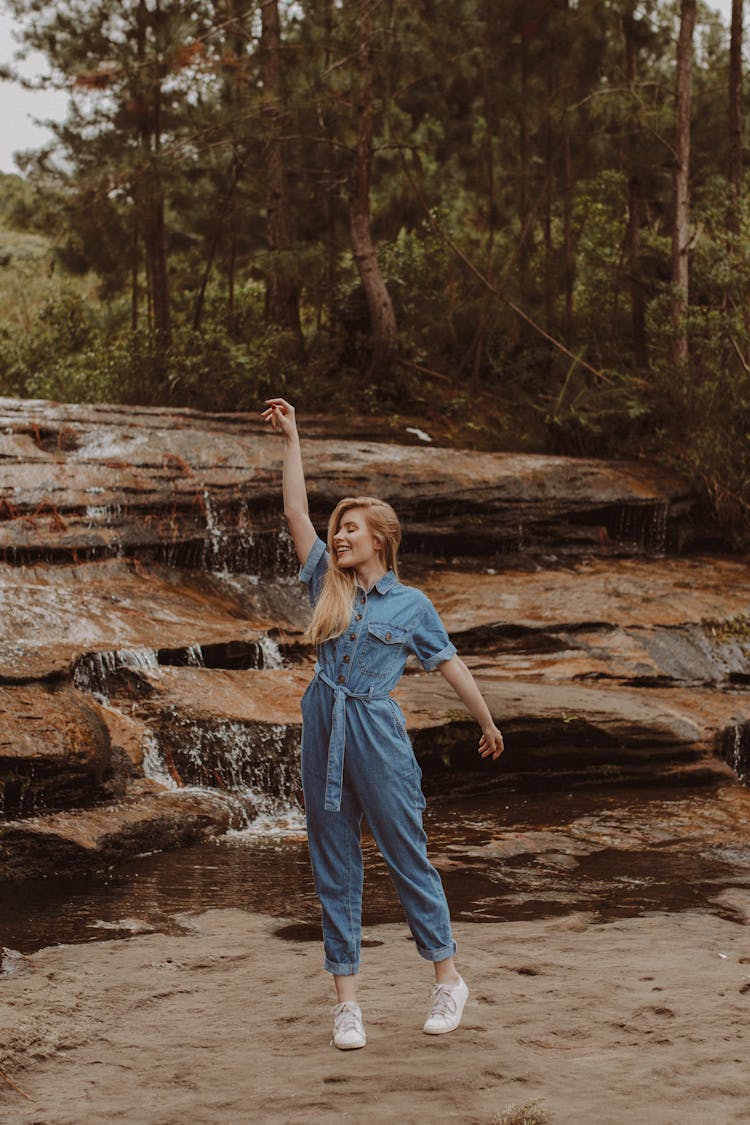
260,0,305,355
348,0,398,377
671,0,696,369
623,2,648,367
728,0,744,226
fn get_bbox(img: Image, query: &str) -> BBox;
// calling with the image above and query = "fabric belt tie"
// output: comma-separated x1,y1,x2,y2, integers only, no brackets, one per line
314,666,391,811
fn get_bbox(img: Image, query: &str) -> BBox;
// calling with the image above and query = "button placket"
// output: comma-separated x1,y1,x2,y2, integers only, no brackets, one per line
339,593,366,682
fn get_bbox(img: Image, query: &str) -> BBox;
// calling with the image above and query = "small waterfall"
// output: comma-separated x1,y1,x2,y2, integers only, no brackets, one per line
142,731,178,790
721,722,750,784
74,647,161,698
258,634,284,670
143,718,303,832
73,634,284,700
615,499,669,554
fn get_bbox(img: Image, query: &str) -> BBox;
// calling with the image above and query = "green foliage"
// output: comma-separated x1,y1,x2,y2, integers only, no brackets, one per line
0,290,304,411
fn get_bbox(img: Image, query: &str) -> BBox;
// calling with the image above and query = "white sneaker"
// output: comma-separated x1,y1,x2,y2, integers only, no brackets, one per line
423,976,469,1035
331,1001,366,1049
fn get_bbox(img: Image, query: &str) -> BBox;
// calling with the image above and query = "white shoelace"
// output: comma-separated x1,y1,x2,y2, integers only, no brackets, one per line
332,1001,363,1037
427,984,458,1021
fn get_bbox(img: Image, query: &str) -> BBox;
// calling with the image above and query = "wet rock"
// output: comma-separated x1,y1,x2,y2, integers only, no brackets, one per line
0,396,692,564
0,557,307,682
417,555,750,687
0,396,746,882
402,673,740,789
106,663,740,796
0,684,116,818
0,784,241,881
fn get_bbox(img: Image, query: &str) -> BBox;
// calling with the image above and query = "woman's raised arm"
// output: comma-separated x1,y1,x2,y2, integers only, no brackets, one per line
261,398,318,566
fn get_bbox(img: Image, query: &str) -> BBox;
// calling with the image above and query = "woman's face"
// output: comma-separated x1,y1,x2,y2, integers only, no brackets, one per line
332,507,381,571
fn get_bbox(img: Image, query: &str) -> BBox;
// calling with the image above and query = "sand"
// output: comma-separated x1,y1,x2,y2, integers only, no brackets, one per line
1,906,749,1125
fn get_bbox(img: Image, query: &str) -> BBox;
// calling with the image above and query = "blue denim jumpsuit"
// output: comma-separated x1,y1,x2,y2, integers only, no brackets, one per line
299,537,458,975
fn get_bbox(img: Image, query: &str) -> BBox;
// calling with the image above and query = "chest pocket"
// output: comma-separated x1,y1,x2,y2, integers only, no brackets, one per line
359,621,408,679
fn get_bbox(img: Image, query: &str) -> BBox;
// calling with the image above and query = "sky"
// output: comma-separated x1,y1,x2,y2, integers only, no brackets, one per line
0,0,738,176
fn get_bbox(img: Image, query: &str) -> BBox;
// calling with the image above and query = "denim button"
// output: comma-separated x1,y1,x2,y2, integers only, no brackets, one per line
360,597,366,605
343,655,350,663
385,632,392,641
355,614,362,621
349,633,356,641
337,674,345,684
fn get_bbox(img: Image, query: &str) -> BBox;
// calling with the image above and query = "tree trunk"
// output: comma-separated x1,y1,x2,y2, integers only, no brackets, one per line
671,0,695,370
729,0,743,227
518,28,530,323
562,132,575,348
260,0,304,357
135,0,170,344
623,5,647,368
349,0,398,378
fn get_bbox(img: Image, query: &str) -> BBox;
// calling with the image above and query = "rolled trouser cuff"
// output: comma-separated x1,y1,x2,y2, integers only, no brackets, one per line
416,939,457,963
324,956,360,975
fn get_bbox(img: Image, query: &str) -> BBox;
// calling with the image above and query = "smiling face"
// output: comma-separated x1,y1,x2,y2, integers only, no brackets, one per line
332,507,382,573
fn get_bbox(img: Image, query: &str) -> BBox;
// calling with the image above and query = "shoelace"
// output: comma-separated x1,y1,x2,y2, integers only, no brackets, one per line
427,984,458,1021
332,1001,363,1037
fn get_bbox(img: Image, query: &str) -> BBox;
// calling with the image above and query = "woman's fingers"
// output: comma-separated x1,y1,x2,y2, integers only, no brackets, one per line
478,730,505,760
261,398,296,434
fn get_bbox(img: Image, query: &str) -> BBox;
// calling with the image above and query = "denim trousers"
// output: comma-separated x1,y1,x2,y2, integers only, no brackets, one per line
301,674,456,975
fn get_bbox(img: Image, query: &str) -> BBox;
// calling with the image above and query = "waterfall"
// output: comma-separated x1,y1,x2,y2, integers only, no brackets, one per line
615,499,669,554
721,722,750,784
142,719,303,834
74,647,161,698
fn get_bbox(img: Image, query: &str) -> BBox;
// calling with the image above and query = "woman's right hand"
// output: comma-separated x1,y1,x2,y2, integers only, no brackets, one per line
261,398,298,441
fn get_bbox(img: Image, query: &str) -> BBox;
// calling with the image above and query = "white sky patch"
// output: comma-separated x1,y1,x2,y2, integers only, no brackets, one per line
0,10,69,174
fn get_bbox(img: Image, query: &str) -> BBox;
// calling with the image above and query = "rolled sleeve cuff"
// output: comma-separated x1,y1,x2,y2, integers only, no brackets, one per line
298,537,327,584
421,641,457,672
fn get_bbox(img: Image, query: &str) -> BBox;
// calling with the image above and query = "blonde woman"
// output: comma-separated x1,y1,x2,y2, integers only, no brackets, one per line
262,397,504,1050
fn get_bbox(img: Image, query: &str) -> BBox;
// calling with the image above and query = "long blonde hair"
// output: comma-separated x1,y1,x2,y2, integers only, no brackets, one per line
308,496,402,646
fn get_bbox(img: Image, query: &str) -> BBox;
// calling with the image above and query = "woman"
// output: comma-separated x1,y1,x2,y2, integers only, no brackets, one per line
262,397,504,1050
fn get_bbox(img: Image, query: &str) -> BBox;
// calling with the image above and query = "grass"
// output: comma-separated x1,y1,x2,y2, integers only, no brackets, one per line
493,1099,551,1125
0,225,97,332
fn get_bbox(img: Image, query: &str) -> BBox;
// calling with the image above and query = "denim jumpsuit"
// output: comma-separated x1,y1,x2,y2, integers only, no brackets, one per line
299,537,458,975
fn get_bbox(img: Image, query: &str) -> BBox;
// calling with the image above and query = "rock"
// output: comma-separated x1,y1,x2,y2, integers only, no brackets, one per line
416,554,750,687
0,684,115,818
0,396,693,564
0,556,308,683
0,784,241,881
106,662,740,796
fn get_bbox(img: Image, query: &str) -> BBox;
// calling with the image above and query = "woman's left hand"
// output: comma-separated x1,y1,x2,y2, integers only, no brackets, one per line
478,723,504,760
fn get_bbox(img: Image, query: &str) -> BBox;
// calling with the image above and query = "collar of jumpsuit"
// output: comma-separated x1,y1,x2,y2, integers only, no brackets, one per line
366,569,398,595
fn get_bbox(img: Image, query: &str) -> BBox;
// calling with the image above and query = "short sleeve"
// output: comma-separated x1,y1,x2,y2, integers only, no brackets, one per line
299,536,329,607
409,597,457,671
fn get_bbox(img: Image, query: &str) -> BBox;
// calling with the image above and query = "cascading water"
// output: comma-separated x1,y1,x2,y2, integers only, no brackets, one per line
615,499,669,554
721,722,750,784
74,647,161,699
141,719,304,835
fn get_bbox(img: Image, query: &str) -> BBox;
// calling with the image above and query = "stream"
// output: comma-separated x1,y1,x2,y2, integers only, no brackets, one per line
3,780,749,958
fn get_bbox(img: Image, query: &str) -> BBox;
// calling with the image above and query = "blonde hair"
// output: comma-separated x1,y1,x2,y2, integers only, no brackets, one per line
308,496,402,646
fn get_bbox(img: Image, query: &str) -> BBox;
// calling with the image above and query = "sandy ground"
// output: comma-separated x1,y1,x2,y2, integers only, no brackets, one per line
1,907,749,1125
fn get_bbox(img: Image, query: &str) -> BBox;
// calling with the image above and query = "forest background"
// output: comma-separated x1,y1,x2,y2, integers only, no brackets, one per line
0,0,748,546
